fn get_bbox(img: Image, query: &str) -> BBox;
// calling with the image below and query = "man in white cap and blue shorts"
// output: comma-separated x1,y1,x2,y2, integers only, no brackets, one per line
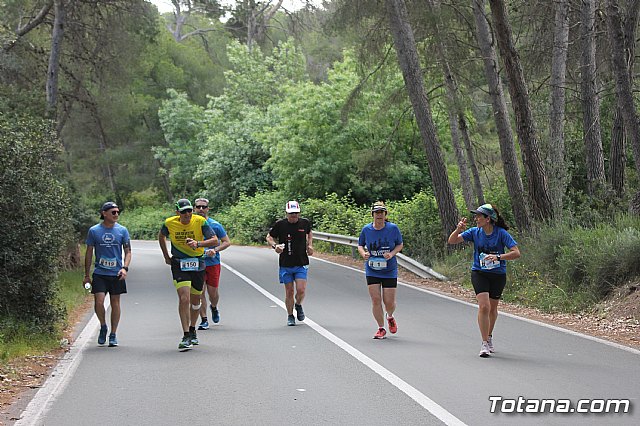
266,201,314,326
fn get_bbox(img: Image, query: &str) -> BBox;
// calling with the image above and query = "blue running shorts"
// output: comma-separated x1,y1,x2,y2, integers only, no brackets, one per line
279,265,308,284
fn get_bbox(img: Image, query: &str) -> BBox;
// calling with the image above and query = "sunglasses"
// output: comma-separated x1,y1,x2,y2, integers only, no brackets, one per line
195,205,208,209
179,209,193,214
109,210,120,215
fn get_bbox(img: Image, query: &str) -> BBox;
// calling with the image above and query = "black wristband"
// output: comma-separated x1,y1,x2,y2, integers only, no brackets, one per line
271,244,276,249
123,266,129,271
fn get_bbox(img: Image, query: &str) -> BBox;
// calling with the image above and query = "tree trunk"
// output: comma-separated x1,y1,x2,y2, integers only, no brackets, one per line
247,0,284,51
458,116,485,206
472,0,530,229
447,110,475,209
609,0,640,195
488,0,554,221
385,0,459,237
580,0,606,194
46,0,66,119
609,110,625,195
547,0,569,217
605,0,640,177
426,0,476,210
89,101,118,195
247,0,258,51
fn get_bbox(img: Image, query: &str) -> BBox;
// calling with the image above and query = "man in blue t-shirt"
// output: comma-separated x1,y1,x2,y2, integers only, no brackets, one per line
84,201,132,347
193,198,231,329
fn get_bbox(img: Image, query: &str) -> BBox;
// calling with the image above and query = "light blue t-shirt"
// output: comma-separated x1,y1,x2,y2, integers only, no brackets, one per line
204,217,228,266
86,223,130,276
460,226,517,275
358,222,403,278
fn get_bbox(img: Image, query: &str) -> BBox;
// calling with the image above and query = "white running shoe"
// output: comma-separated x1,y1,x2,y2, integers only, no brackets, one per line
479,341,491,357
487,335,495,353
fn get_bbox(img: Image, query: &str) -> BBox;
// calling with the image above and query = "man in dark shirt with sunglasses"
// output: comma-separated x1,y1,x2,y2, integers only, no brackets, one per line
84,201,132,348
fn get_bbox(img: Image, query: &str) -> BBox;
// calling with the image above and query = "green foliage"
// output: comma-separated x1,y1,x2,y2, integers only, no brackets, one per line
198,99,274,208
501,215,640,312
0,268,85,362
196,39,307,207
0,113,74,328
213,190,445,266
119,205,177,240
261,51,428,204
302,193,369,236
123,187,165,210
383,192,444,266
215,191,288,244
155,89,207,195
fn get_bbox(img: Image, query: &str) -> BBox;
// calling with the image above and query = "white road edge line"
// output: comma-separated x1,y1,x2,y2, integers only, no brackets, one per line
222,262,466,426
311,256,640,356
15,298,111,426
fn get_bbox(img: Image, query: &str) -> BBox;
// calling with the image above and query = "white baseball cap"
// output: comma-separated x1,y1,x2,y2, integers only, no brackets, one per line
285,200,301,213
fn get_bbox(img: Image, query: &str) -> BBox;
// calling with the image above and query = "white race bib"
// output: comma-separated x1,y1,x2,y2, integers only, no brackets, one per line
98,257,117,269
368,257,388,270
179,257,200,271
479,253,499,270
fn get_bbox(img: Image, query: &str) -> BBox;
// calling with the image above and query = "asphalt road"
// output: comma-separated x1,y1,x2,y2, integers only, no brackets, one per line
14,241,640,425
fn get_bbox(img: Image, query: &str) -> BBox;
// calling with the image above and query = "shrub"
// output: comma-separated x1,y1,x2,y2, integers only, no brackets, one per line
216,191,287,244
500,214,640,312
386,191,443,266
119,205,177,240
0,113,73,329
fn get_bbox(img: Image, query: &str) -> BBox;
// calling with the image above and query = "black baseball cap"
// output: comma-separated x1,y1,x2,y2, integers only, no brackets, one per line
175,198,193,212
101,201,118,212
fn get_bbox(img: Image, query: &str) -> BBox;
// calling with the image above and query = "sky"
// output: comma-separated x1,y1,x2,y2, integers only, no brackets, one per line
147,0,317,14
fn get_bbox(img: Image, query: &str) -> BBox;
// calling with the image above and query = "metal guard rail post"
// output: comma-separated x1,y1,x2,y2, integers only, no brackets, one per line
313,231,447,281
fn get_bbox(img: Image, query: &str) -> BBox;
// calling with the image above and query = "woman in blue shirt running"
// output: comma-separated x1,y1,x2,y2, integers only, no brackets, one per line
448,203,520,357
358,201,404,340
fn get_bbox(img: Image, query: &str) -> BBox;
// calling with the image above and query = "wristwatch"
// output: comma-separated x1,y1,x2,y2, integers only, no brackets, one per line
123,266,129,271
271,244,276,249
496,254,501,261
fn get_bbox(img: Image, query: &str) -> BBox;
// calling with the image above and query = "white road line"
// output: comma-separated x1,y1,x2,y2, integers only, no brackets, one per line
15,299,110,426
311,256,640,356
222,262,467,426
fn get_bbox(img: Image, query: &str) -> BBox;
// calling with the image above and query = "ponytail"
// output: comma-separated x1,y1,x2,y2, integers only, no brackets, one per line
492,206,509,230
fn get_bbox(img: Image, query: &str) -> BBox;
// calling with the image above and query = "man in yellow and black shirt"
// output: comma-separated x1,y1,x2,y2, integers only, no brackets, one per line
159,198,218,351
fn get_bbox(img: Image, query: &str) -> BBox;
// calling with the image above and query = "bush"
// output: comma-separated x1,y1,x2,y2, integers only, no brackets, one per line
119,205,178,240
215,191,287,244
0,113,74,329
213,190,446,264
499,214,640,312
386,191,443,266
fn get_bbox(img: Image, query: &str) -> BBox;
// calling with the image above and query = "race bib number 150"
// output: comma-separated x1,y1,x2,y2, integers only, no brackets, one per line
179,258,200,271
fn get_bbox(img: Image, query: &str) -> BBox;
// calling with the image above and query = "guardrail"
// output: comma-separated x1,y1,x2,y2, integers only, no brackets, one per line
313,231,447,281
